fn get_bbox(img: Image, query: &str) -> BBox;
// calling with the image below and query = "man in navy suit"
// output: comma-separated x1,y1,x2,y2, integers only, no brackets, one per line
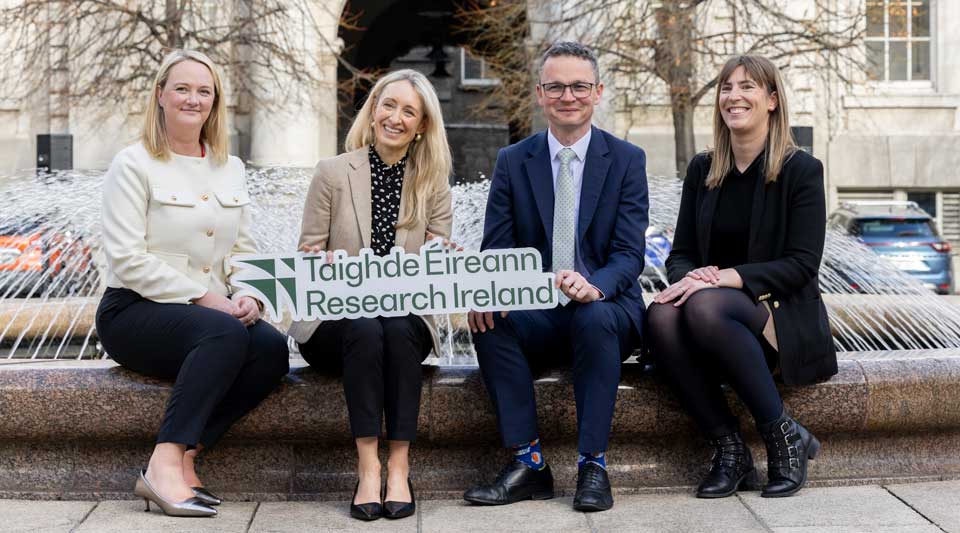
463,42,648,512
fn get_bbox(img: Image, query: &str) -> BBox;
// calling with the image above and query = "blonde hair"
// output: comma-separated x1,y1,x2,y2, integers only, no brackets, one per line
706,55,796,189
344,69,452,230
141,49,229,165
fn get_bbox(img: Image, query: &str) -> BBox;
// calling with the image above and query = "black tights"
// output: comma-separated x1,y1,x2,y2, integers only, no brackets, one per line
647,288,782,437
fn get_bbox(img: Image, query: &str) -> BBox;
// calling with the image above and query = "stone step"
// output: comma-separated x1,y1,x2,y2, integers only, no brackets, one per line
1,350,959,500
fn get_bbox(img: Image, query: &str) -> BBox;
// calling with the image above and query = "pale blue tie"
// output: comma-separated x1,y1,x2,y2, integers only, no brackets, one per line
552,147,577,306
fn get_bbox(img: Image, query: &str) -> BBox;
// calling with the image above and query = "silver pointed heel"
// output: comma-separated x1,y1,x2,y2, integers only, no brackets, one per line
134,469,217,517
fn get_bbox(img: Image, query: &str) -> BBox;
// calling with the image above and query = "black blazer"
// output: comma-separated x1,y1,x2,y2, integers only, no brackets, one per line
666,150,838,385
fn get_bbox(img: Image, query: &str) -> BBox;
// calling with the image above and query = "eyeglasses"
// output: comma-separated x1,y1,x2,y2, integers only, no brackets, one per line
539,82,596,99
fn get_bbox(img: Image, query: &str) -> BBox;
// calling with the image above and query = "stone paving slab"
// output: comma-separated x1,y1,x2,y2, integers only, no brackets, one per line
738,486,936,530
0,500,95,532
770,527,943,533
419,498,590,532
588,493,767,532
887,480,960,532
3,481,958,532
250,502,418,532
72,500,257,532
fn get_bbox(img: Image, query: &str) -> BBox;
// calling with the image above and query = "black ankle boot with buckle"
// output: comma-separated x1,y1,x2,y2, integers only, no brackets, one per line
696,431,758,498
758,410,820,498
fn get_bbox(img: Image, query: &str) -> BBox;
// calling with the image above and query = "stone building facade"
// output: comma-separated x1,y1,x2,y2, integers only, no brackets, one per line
1,0,958,246
617,0,960,247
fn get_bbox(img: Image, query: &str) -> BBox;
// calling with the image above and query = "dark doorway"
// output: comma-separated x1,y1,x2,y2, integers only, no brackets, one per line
337,1,511,183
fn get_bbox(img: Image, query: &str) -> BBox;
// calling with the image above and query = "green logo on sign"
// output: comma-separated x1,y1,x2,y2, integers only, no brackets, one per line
232,257,299,316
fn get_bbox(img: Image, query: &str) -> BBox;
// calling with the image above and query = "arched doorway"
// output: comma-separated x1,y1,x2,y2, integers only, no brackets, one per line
336,0,515,183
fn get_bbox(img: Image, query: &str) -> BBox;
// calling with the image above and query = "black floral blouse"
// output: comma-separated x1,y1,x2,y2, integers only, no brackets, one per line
369,146,407,256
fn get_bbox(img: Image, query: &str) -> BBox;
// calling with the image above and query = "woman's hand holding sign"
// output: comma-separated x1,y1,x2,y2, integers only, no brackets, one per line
468,309,510,334
425,231,464,252
424,232,507,334
300,244,336,265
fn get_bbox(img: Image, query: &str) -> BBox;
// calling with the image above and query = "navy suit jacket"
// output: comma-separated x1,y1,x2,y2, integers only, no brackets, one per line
480,126,649,339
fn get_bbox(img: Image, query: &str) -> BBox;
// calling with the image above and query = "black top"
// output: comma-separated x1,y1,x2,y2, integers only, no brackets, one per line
707,154,761,269
369,146,406,256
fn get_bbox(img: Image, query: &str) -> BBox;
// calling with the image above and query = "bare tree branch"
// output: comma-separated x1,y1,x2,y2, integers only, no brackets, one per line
0,0,368,126
455,0,864,176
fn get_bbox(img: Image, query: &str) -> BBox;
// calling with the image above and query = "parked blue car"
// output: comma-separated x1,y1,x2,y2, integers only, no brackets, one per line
641,226,672,290
828,201,953,294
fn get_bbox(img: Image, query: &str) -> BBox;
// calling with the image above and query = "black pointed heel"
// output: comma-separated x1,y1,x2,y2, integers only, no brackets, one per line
383,478,416,520
350,480,383,521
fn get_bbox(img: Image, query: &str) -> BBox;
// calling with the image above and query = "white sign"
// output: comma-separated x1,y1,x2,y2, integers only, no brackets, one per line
230,240,558,321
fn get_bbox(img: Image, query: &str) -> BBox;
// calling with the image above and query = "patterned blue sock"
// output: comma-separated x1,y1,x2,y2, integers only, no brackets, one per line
513,438,546,470
578,451,606,470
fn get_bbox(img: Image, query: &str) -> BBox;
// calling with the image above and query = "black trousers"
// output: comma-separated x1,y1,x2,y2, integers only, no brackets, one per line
646,288,783,438
299,315,432,442
96,287,290,448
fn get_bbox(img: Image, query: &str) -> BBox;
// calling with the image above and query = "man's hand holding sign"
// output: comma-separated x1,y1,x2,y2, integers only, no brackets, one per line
468,269,601,333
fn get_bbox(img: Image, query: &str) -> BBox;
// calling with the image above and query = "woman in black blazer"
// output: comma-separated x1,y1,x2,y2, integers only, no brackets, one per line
647,55,837,499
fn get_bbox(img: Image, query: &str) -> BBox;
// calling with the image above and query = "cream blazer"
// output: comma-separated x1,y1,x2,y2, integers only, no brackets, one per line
102,142,257,304
287,147,453,354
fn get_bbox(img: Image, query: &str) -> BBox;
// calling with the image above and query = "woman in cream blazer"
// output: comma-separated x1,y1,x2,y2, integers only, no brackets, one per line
290,69,452,521
96,50,289,517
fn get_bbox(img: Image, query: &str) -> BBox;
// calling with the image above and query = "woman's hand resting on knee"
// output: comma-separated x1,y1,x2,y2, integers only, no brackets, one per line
655,267,744,307
193,291,240,315
234,297,261,326
685,266,721,284
654,277,715,306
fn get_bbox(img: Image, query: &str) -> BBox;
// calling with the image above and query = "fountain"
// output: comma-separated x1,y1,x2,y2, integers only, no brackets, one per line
4,167,960,501
2,168,960,362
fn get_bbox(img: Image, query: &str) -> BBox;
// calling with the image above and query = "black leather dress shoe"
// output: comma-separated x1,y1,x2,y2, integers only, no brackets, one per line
349,481,382,521
573,462,613,512
463,461,554,505
383,478,416,520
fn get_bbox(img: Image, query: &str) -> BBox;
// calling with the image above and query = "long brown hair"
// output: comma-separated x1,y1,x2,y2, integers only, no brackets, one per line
706,55,796,189
141,50,229,165
344,69,452,230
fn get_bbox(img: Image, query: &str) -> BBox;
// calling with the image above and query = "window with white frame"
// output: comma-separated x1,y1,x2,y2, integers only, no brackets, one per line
460,48,499,87
865,0,932,82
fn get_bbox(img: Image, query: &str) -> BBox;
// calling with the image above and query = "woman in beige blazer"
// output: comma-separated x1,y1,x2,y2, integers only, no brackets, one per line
96,50,289,517
290,69,452,521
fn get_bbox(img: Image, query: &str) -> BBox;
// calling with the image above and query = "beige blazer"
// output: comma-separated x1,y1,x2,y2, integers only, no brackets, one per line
287,147,453,354
102,142,256,304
